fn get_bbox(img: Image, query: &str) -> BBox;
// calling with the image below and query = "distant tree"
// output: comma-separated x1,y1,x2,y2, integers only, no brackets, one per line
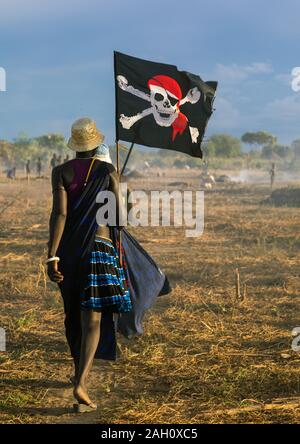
34,133,66,153
174,159,185,168
241,131,277,150
0,140,14,165
291,139,300,158
158,148,173,158
261,144,291,159
202,140,215,157
151,158,164,167
273,144,291,158
13,133,34,165
13,132,31,148
185,157,201,168
261,145,274,159
207,134,241,158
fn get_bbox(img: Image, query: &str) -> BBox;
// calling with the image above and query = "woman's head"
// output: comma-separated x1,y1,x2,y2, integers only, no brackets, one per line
67,117,104,152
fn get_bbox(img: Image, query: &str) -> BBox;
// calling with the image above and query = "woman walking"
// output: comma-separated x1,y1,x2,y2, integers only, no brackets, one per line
47,117,170,412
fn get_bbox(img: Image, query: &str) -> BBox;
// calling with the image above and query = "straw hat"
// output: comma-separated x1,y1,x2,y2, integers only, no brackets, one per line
67,117,104,152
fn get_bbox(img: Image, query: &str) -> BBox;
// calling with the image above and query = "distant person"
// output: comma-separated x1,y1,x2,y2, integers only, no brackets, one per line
25,160,31,181
63,154,70,163
50,153,57,169
7,166,16,180
269,163,275,190
37,157,42,177
57,155,62,165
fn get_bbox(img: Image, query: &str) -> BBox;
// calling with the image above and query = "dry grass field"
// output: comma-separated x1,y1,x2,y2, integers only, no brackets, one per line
1,170,300,424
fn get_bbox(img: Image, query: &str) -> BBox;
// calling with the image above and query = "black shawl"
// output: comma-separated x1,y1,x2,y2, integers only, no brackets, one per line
57,162,171,360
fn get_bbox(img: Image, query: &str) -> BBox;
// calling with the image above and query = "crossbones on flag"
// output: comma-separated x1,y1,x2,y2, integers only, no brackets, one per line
114,51,217,158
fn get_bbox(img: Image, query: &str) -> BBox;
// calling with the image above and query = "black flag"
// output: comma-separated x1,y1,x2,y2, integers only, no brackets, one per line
114,51,217,158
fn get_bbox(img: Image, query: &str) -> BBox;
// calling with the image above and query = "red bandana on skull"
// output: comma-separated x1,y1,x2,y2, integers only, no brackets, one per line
148,75,188,142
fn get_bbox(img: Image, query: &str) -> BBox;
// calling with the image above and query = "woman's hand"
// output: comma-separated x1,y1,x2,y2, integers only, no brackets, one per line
47,260,64,283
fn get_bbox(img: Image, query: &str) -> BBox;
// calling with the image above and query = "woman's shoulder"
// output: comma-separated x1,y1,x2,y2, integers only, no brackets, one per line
94,159,116,174
107,162,117,174
51,163,64,178
51,164,65,191
53,159,79,189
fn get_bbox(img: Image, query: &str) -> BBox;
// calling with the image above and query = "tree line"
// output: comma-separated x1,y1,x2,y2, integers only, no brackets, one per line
0,133,68,169
204,131,299,159
1,130,300,171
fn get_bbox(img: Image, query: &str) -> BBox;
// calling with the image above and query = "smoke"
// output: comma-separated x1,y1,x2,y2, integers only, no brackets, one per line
229,169,299,184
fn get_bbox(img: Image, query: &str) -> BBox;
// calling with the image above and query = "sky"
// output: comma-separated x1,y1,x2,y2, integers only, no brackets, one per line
0,0,300,145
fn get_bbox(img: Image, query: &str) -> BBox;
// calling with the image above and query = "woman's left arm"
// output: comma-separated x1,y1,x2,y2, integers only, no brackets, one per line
47,166,67,283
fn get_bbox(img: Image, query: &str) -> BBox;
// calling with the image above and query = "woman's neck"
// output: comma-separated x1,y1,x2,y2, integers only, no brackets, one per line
76,148,97,159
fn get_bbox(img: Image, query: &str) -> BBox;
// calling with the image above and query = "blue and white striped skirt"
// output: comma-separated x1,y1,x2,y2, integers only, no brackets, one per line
80,236,132,313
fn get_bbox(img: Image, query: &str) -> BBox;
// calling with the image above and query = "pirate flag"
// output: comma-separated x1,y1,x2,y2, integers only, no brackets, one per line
114,51,217,158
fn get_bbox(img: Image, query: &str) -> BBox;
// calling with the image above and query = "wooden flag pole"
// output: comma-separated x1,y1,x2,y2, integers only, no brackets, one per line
116,140,120,175
114,52,123,266
121,141,135,176
115,140,123,266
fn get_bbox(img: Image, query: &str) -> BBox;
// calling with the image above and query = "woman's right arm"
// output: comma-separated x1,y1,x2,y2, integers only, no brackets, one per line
47,166,67,283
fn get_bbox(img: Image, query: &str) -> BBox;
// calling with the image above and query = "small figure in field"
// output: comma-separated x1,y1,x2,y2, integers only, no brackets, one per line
37,157,42,177
50,153,58,169
7,166,16,179
25,159,31,181
64,154,70,163
200,170,215,189
269,163,275,190
57,155,62,165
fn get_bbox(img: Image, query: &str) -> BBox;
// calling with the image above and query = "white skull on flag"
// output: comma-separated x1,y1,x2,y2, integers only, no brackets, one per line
117,74,201,143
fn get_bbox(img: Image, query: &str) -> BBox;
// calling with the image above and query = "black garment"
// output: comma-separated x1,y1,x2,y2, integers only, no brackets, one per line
57,163,171,360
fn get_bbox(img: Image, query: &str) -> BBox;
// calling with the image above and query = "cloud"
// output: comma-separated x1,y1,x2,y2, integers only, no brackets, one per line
209,96,241,131
252,92,300,142
204,61,274,134
214,62,273,84
245,63,273,74
262,93,300,122
274,73,293,87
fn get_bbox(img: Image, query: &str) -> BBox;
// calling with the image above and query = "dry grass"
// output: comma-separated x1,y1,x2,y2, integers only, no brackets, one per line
1,173,300,424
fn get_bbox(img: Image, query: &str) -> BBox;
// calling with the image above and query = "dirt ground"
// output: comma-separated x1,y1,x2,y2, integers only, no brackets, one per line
1,171,300,424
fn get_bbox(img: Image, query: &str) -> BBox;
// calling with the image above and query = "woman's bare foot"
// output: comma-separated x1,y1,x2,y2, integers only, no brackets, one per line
73,384,96,408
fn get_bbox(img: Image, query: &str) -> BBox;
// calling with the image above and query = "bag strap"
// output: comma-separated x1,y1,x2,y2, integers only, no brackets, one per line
83,157,96,187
